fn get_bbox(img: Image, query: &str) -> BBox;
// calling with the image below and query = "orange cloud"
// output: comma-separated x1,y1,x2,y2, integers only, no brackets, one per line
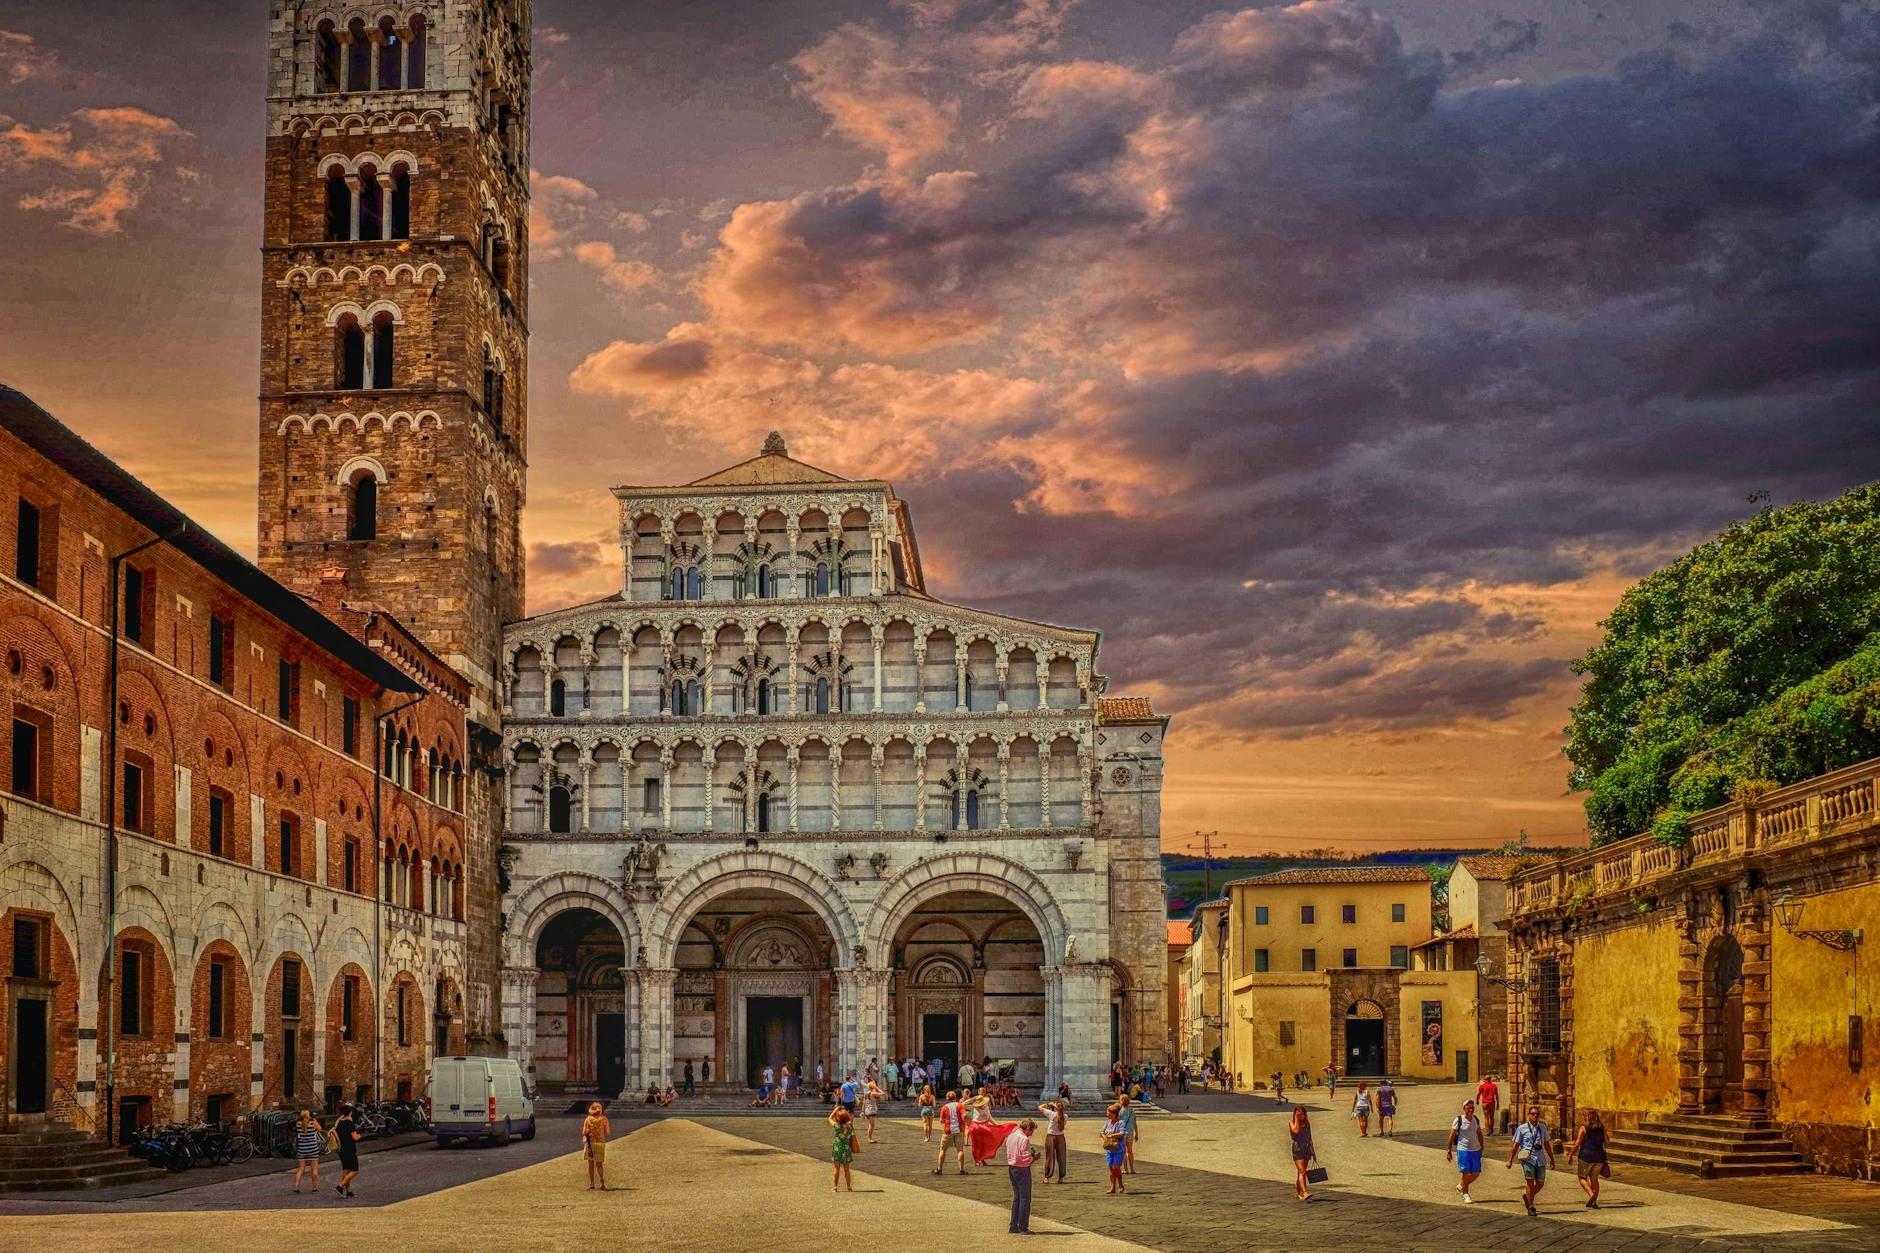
792,23,958,172
573,240,661,294
1,105,187,234
528,169,599,254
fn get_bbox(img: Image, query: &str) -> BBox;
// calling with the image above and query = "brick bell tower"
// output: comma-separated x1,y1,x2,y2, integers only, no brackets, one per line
257,0,529,724
257,1,531,1047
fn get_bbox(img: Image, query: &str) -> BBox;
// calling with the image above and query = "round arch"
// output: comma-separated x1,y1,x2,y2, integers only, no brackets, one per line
506,871,639,968
646,850,861,969
863,851,1069,969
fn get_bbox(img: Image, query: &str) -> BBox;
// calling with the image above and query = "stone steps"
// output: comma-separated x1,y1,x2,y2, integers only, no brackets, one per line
0,1125,167,1193
1607,1114,1807,1178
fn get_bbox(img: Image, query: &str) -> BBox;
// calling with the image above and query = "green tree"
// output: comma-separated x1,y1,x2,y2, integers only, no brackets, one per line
1565,484,1880,846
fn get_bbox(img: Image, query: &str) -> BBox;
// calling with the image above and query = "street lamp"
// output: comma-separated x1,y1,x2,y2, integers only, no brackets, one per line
1773,890,1863,952
1474,953,1530,992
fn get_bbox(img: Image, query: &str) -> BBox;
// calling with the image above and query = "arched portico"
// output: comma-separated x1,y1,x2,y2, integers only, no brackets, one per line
863,852,1070,970
503,873,641,1096
645,850,860,970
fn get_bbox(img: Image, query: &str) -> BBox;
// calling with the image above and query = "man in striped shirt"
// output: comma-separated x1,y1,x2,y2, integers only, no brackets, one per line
933,1090,968,1176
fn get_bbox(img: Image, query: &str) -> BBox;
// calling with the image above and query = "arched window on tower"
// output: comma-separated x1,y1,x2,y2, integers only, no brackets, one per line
358,167,385,240
813,677,830,715
408,16,427,88
376,17,403,90
324,170,351,240
389,166,411,238
549,678,566,717
685,679,701,714
491,233,511,293
756,792,772,833
315,21,341,93
815,562,830,597
669,680,684,714
371,313,394,388
952,787,982,830
345,467,378,541
547,786,571,834
756,677,771,715
337,315,366,389
482,346,497,420
345,19,372,92
685,566,702,601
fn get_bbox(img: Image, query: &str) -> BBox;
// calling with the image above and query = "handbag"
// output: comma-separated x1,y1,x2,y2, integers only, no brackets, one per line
849,1133,861,1154
1600,1161,1611,1179
1305,1167,1329,1183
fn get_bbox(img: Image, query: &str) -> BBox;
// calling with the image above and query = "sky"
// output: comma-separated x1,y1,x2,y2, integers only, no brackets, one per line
3,0,1878,854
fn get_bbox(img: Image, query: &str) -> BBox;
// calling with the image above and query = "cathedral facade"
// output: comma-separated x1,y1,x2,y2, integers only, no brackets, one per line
497,441,1169,1095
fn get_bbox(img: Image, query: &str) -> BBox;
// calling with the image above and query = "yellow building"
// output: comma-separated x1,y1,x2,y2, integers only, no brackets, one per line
1175,901,1228,1064
1224,867,1478,1085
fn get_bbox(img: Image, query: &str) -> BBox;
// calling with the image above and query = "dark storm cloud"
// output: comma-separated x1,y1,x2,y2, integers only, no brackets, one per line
605,1,1880,736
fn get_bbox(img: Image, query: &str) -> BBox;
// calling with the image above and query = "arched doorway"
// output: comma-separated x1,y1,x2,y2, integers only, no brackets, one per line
534,909,628,1096
671,888,836,1090
1704,935,1746,1112
889,891,1045,1087
1345,1000,1387,1077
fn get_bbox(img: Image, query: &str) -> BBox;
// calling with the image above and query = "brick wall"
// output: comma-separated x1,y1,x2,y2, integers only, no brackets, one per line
109,927,176,1134
187,940,252,1121
324,963,376,1104
0,909,80,1127
262,953,318,1109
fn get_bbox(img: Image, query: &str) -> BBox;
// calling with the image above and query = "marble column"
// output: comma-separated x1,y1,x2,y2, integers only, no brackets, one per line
787,747,801,832
637,968,678,1093
659,748,674,829
500,966,539,1073
954,644,969,710
913,745,927,831
997,744,1011,830
836,968,892,1079
579,760,593,833
912,642,926,713
871,627,884,712
1056,962,1112,1097
871,744,885,831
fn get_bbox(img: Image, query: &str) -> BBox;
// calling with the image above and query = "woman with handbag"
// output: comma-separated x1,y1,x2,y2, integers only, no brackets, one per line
1566,1109,1609,1209
1101,1103,1129,1195
291,1109,323,1193
1289,1106,1318,1201
829,1107,857,1192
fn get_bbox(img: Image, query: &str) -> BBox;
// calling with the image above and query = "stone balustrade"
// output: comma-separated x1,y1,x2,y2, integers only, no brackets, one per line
1509,757,1880,915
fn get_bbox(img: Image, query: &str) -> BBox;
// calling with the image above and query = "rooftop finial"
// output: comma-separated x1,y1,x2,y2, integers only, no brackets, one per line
762,431,787,456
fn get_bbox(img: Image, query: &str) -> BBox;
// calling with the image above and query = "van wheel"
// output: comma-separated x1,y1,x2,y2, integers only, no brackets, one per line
521,1119,536,1142
500,1119,513,1145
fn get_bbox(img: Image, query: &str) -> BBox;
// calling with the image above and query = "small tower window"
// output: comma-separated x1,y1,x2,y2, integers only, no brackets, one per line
408,16,427,89
376,18,402,90
346,469,378,541
813,677,829,715
371,314,395,388
315,21,341,93
345,19,372,92
814,562,829,597
358,170,385,241
390,168,411,239
756,793,772,833
324,171,351,241
338,317,366,389
756,678,771,715
548,678,566,717
669,680,685,715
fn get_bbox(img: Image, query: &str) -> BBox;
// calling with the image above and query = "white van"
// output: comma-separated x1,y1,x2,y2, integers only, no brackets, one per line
429,1056,537,1146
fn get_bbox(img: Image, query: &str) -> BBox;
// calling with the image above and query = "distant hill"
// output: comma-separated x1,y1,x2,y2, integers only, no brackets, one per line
1160,848,1582,918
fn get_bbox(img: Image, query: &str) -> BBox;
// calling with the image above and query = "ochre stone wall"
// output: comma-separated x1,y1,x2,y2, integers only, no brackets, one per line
1568,920,1682,1122
1771,881,1880,1177
1229,975,1333,1084
1395,971,1476,1082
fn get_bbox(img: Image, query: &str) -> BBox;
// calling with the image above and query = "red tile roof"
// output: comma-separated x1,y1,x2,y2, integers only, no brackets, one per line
1412,924,1476,949
1097,696,1156,721
1166,920,1192,949
1226,866,1433,888
1457,854,1557,881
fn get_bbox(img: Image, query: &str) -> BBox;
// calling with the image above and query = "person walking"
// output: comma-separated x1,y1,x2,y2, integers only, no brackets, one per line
1350,1081,1371,1136
829,1108,857,1192
1446,1099,1485,1202
701,1055,711,1086
1377,1079,1397,1136
1324,1063,1339,1099
1038,1099,1068,1183
1101,1103,1129,1195
934,1089,968,1175
840,1072,859,1117
1566,1109,1609,1209
1004,1119,1038,1234
582,1101,611,1191
291,1108,323,1193
959,1058,977,1093
1118,1092,1139,1174
862,1079,883,1143
967,1087,1016,1166
1289,1106,1317,1201
1475,1074,1500,1137
332,1103,361,1198
1507,1105,1556,1216
682,1059,696,1097
919,1083,938,1141
1176,1063,1189,1095
885,1058,900,1101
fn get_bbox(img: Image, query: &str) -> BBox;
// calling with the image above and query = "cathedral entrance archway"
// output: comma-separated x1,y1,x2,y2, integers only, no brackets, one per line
1345,1000,1387,1077
534,908,628,1094
891,890,1045,1086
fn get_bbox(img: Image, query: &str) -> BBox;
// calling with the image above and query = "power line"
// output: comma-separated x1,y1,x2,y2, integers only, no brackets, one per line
1181,830,1222,902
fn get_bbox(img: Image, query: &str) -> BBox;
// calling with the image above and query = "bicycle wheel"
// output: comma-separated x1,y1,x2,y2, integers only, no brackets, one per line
226,1135,256,1164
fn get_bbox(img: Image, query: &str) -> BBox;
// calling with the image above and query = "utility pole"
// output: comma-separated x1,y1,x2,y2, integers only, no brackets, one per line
1182,831,1221,902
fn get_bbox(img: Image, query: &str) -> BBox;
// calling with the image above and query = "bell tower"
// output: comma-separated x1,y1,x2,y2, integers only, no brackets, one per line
257,0,530,724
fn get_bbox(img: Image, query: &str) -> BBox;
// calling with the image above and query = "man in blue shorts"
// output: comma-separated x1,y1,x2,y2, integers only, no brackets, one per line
840,1072,859,1115
1446,1098,1486,1202
1507,1105,1556,1216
